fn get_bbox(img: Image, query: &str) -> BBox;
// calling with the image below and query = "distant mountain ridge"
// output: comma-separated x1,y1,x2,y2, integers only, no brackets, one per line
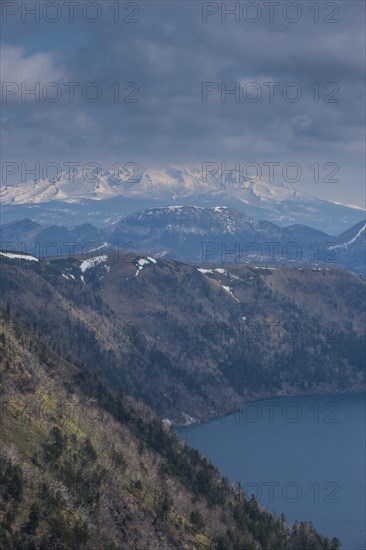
1,166,364,233
1,206,365,275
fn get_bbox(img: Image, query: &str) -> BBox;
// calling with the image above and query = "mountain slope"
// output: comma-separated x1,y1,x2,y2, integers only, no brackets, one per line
0,309,343,550
0,252,364,425
1,166,364,233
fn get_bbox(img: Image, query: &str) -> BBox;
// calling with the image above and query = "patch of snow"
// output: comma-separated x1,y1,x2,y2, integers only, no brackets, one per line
135,257,156,276
329,222,366,250
333,201,365,212
222,285,239,303
80,275,86,285
198,267,243,283
80,255,108,273
197,268,213,274
0,252,39,262
87,242,109,253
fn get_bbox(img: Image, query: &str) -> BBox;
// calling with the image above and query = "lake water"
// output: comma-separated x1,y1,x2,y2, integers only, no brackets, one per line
178,393,366,550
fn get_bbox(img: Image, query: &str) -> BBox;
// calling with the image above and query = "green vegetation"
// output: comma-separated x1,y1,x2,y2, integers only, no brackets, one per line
0,309,341,549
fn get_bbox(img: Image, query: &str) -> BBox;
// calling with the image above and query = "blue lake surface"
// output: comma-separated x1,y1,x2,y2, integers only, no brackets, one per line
178,393,366,550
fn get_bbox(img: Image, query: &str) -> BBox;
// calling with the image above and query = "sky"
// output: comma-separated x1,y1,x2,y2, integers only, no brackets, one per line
1,0,365,207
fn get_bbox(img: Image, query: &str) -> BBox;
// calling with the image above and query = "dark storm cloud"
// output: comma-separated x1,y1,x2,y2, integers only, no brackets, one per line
1,0,365,205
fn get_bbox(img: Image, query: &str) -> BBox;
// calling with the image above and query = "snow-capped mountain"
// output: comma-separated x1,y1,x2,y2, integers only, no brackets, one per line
1,206,364,275
1,166,364,234
0,165,307,205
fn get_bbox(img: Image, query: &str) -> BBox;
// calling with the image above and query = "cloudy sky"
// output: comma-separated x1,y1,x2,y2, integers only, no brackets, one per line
1,0,365,206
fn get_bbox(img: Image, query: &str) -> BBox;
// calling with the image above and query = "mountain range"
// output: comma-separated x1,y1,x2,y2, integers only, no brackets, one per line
1,166,364,234
1,166,365,549
1,206,365,275
1,231,363,548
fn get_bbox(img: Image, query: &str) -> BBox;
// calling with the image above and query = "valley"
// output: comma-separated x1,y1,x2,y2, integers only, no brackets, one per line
3,307,336,549
0,252,364,426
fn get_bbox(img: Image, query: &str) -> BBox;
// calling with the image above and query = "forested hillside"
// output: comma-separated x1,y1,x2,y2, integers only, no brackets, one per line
0,309,341,549
0,254,364,425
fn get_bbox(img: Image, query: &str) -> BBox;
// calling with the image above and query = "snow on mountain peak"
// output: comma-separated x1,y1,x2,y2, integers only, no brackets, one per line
0,165,307,206
1,166,364,235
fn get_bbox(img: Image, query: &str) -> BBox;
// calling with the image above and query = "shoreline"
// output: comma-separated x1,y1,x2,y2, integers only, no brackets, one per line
174,387,366,429
174,388,366,549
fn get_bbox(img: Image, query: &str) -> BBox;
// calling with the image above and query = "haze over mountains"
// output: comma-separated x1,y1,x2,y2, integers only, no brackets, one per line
1,206,365,275
1,166,364,233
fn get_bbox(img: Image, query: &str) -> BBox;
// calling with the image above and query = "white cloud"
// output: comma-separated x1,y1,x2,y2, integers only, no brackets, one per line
1,44,64,86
